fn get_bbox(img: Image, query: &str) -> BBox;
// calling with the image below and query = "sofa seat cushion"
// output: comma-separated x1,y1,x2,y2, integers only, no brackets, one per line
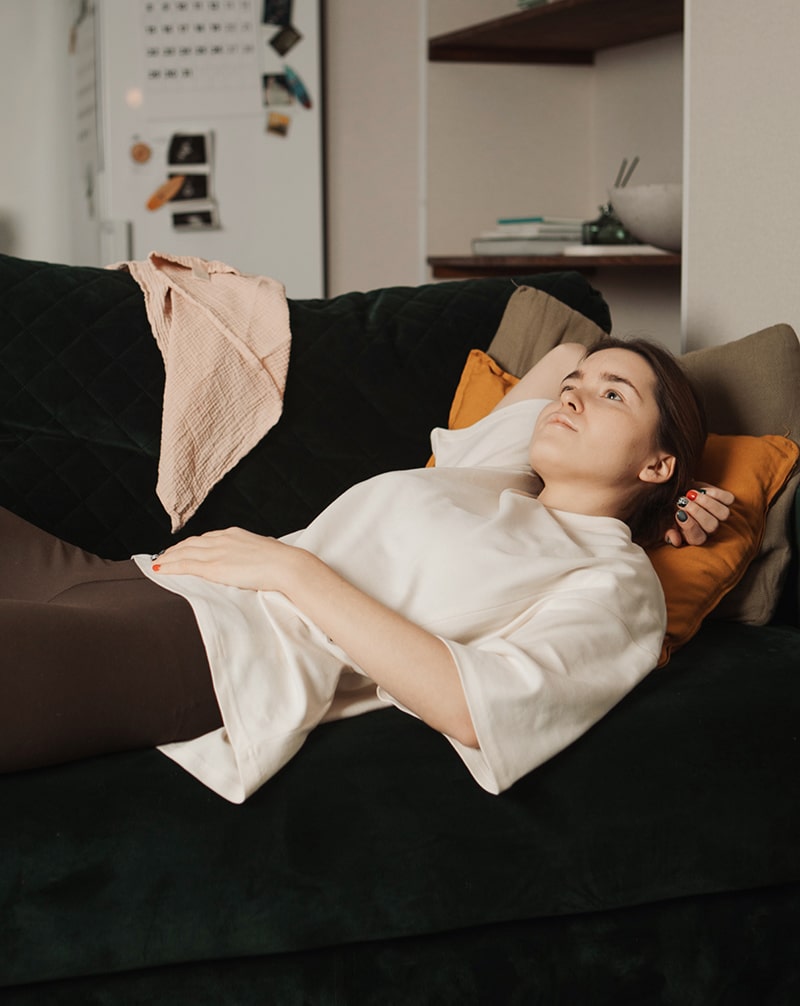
4,619,799,988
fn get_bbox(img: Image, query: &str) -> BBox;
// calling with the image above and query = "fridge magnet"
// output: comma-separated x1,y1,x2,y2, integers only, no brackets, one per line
267,112,291,137
130,141,152,165
168,173,211,202
261,0,293,27
283,65,311,109
146,175,186,212
168,132,212,167
172,207,221,231
270,24,302,56
262,74,293,106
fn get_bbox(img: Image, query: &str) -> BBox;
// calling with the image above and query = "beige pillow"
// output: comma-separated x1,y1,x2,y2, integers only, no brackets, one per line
680,325,800,624
486,285,607,375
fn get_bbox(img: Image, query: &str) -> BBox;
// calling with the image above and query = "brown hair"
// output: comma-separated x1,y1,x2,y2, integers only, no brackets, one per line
583,337,707,547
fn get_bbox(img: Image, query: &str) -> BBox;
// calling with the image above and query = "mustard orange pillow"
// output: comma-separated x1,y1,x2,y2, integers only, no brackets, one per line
447,349,519,428
438,349,799,665
649,433,798,664
427,350,518,466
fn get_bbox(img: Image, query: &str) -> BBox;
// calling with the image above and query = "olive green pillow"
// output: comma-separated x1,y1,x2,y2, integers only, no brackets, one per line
486,285,607,374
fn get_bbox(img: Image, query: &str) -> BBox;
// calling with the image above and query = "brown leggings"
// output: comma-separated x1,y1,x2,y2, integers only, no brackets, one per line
0,506,222,773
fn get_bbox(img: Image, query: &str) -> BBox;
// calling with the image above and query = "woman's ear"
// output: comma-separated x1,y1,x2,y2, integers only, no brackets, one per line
638,452,676,485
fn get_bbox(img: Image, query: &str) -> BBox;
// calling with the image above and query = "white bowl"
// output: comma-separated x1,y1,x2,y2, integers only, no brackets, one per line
609,183,683,252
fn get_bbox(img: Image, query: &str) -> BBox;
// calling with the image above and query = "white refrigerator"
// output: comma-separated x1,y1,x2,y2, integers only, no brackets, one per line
69,0,325,297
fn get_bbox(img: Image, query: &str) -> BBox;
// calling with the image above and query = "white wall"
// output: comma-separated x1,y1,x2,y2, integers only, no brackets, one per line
428,0,514,35
591,34,683,199
683,0,800,348
427,0,593,255
0,2,75,262
325,0,428,294
591,33,683,352
426,59,593,253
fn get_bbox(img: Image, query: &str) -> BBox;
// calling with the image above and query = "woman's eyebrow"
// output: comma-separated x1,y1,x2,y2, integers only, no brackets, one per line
600,372,643,400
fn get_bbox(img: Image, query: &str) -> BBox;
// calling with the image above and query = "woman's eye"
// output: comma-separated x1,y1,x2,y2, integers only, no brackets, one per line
604,389,623,401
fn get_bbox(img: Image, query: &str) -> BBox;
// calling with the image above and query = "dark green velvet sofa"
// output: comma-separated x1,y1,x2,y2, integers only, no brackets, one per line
1,252,799,1004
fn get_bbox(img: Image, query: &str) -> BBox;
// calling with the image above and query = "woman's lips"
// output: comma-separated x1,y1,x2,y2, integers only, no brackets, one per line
547,412,577,432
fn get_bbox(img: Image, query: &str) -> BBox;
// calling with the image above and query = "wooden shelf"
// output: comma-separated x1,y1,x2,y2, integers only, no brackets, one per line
428,0,683,65
427,253,681,279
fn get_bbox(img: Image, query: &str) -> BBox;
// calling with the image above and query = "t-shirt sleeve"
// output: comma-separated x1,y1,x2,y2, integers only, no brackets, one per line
430,398,550,471
437,590,664,794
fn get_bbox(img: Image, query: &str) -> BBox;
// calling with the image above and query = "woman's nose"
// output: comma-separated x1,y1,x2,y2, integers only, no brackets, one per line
561,388,581,411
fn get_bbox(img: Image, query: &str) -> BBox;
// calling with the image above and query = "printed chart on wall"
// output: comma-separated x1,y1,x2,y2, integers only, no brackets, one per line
85,0,325,296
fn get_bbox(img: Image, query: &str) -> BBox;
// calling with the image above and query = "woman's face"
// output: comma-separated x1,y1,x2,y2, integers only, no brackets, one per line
529,347,668,491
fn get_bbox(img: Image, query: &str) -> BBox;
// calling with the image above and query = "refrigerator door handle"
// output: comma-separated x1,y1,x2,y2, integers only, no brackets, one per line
100,219,133,265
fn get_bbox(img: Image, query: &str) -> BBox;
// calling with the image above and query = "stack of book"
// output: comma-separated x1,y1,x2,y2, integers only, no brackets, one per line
471,216,584,256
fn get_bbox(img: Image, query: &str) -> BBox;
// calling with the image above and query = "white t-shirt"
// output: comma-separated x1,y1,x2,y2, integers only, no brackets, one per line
135,399,666,803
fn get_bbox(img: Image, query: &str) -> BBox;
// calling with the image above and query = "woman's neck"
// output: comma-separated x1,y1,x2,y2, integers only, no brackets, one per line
536,478,634,522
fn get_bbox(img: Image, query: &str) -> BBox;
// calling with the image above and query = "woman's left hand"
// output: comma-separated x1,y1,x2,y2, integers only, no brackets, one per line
664,484,735,547
152,527,296,592
155,527,480,747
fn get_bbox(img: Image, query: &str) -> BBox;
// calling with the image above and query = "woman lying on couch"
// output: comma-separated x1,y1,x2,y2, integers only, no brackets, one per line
1,338,732,803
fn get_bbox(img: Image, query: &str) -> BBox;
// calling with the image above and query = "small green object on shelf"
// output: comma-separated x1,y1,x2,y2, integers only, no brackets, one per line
582,204,635,245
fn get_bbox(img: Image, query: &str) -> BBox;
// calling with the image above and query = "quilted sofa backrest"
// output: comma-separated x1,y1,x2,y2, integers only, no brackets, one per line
0,254,610,558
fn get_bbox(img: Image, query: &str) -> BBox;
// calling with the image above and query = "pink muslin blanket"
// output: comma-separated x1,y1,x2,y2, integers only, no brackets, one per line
112,252,291,531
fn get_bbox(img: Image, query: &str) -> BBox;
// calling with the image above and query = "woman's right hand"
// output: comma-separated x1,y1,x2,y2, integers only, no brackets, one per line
664,484,735,547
